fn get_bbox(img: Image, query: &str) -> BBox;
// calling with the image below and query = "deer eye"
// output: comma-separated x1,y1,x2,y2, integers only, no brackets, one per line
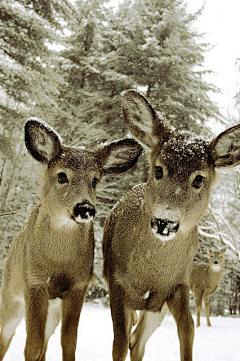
192,175,204,189
58,172,68,184
155,166,163,180
92,177,99,188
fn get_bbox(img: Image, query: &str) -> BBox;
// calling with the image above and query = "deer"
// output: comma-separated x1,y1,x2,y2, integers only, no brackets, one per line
0,117,142,361
102,89,240,361
190,247,226,327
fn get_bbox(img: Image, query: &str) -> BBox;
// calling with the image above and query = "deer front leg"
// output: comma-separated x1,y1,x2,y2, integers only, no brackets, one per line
193,288,203,327
24,286,49,361
109,281,134,361
130,303,168,361
203,291,211,327
0,296,25,361
61,286,87,361
167,284,194,361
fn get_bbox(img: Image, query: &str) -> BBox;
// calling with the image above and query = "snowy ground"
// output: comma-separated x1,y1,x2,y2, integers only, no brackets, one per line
4,302,240,360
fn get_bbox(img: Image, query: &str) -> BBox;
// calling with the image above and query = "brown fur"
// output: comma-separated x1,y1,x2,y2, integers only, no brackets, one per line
0,118,142,361
190,247,226,327
102,90,240,361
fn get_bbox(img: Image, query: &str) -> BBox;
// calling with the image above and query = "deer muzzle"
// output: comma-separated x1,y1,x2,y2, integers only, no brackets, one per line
151,217,179,241
72,202,96,223
211,261,221,272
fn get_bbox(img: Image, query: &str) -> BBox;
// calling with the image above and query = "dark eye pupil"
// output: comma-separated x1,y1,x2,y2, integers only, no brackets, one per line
192,175,203,189
155,166,163,180
92,177,98,188
58,172,68,183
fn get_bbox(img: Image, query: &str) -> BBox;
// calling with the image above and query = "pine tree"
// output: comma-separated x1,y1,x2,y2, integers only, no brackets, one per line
56,0,129,145
0,0,75,122
104,0,220,135
0,0,74,269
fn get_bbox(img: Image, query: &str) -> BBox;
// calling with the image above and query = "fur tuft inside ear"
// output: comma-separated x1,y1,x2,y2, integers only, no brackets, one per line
122,89,170,152
211,124,240,168
25,118,62,164
99,139,142,175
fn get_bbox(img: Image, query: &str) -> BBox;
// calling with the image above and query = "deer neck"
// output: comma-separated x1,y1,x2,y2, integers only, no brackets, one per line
208,265,222,286
31,203,93,262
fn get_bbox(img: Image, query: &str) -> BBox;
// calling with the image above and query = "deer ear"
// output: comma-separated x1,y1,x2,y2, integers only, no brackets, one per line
221,246,227,254
208,248,214,255
122,90,170,152
99,139,142,175
25,118,62,164
210,124,240,168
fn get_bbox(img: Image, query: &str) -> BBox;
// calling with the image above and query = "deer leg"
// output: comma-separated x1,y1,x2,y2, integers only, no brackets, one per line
193,289,203,327
37,298,62,361
24,286,49,361
131,310,138,327
203,292,211,326
167,284,194,361
109,281,133,361
0,295,25,360
61,287,87,361
130,303,168,361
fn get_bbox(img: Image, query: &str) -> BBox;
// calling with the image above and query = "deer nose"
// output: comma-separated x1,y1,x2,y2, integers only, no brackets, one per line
214,260,219,264
151,217,179,242
73,202,96,223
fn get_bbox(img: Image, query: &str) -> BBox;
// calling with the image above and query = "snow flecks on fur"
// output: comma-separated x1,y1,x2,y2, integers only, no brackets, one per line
110,183,144,220
157,132,213,177
161,132,211,165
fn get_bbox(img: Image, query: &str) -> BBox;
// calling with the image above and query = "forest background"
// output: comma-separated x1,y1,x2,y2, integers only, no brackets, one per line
1,0,240,316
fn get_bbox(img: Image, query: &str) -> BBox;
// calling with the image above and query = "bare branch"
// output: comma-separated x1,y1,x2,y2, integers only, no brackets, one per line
0,211,17,217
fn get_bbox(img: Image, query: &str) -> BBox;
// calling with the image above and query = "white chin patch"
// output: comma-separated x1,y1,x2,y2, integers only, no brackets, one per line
151,228,177,242
55,215,76,229
74,215,93,224
211,265,221,272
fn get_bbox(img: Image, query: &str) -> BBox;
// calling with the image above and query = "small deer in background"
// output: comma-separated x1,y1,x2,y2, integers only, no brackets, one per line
103,89,240,361
190,247,226,327
0,118,142,361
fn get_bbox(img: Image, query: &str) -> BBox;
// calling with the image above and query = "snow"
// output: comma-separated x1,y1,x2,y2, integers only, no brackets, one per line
4,303,240,360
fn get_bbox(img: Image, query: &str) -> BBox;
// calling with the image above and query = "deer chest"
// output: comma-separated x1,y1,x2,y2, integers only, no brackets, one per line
114,239,194,311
